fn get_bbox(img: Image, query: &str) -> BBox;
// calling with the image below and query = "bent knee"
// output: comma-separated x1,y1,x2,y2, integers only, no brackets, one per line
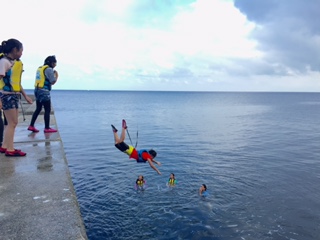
8,120,18,127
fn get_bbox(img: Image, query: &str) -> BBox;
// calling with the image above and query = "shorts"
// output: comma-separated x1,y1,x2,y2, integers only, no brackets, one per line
35,88,51,103
115,142,134,156
1,94,19,110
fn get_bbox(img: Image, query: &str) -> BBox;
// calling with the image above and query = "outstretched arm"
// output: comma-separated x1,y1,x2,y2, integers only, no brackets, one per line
152,158,161,166
147,159,161,175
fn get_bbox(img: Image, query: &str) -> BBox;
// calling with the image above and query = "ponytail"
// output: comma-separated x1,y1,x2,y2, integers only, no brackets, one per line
0,39,23,54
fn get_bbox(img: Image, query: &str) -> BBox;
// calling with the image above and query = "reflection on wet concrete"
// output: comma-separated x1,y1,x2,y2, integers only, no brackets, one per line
0,156,15,176
0,96,88,240
37,138,53,172
37,156,53,172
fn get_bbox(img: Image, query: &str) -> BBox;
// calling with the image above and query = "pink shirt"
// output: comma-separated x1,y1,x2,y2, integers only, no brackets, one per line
0,57,14,78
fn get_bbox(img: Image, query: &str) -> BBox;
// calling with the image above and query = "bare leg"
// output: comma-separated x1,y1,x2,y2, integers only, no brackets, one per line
112,120,127,144
119,119,127,142
119,127,126,142
113,131,121,144
111,125,121,144
3,109,19,151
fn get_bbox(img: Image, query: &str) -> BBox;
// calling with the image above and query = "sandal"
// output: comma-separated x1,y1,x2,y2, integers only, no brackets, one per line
5,149,26,157
122,119,127,129
111,125,118,133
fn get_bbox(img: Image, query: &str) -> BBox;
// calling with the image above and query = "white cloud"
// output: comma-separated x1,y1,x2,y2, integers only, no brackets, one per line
1,0,319,91
171,0,258,58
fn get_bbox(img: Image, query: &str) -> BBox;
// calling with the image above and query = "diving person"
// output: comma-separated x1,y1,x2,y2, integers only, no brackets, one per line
111,119,162,175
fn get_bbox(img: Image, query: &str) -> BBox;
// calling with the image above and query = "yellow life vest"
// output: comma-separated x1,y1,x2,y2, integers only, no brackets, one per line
168,178,176,186
11,59,23,92
0,54,22,92
0,53,4,84
34,65,49,88
136,180,144,186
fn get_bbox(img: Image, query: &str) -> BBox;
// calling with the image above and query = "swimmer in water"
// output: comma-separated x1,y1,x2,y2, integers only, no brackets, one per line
167,173,177,187
199,184,207,196
135,175,146,190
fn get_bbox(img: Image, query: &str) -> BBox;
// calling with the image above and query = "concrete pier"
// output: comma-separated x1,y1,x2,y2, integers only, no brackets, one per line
0,96,88,240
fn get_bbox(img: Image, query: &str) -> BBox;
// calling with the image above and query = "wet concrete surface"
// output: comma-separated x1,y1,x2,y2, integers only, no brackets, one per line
0,97,88,240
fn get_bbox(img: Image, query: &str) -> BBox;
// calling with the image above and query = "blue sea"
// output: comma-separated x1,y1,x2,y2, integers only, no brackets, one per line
49,90,320,240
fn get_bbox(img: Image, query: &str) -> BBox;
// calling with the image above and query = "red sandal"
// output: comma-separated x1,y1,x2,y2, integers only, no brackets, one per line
28,126,39,132
5,149,26,157
122,119,127,129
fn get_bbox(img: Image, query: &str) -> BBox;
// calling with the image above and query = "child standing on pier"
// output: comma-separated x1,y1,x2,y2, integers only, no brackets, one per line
0,39,32,156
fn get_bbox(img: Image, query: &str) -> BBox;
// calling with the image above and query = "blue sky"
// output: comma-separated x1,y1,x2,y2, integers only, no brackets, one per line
3,0,320,91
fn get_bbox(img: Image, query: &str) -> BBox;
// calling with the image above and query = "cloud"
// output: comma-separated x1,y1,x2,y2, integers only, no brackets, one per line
1,0,319,91
67,0,259,91
234,0,320,73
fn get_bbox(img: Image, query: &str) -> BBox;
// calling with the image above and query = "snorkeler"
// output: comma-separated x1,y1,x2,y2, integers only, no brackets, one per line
111,119,161,175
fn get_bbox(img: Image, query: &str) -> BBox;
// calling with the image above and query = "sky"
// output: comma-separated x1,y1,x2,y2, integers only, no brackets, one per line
2,0,320,92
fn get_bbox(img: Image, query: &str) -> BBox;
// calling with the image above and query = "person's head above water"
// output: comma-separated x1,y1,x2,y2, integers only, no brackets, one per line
148,149,157,158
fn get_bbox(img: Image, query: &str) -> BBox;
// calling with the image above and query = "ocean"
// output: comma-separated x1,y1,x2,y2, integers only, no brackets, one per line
48,90,320,240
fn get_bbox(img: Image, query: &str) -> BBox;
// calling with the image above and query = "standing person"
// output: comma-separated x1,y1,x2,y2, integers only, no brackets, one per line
0,67,11,144
0,111,4,148
167,173,177,187
0,39,33,156
111,119,162,175
27,55,58,133
0,92,8,148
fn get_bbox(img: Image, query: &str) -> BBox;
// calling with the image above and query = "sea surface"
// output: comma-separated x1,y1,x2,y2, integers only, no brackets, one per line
49,90,320,240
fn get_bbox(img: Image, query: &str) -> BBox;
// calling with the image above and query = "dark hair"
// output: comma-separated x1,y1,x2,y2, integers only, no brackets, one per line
0,38,23,54
202,184,207,191
171,173,175,178
148,149,157,158
44,55,57,67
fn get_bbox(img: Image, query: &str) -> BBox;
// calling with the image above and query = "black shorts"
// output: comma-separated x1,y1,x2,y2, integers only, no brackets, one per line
115,142,135,157
115,142,129,152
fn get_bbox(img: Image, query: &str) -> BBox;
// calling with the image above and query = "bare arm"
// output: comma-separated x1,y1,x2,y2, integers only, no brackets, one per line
0,74,3,108
152,158,161,166
19,86,33,104
147,159,161,175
